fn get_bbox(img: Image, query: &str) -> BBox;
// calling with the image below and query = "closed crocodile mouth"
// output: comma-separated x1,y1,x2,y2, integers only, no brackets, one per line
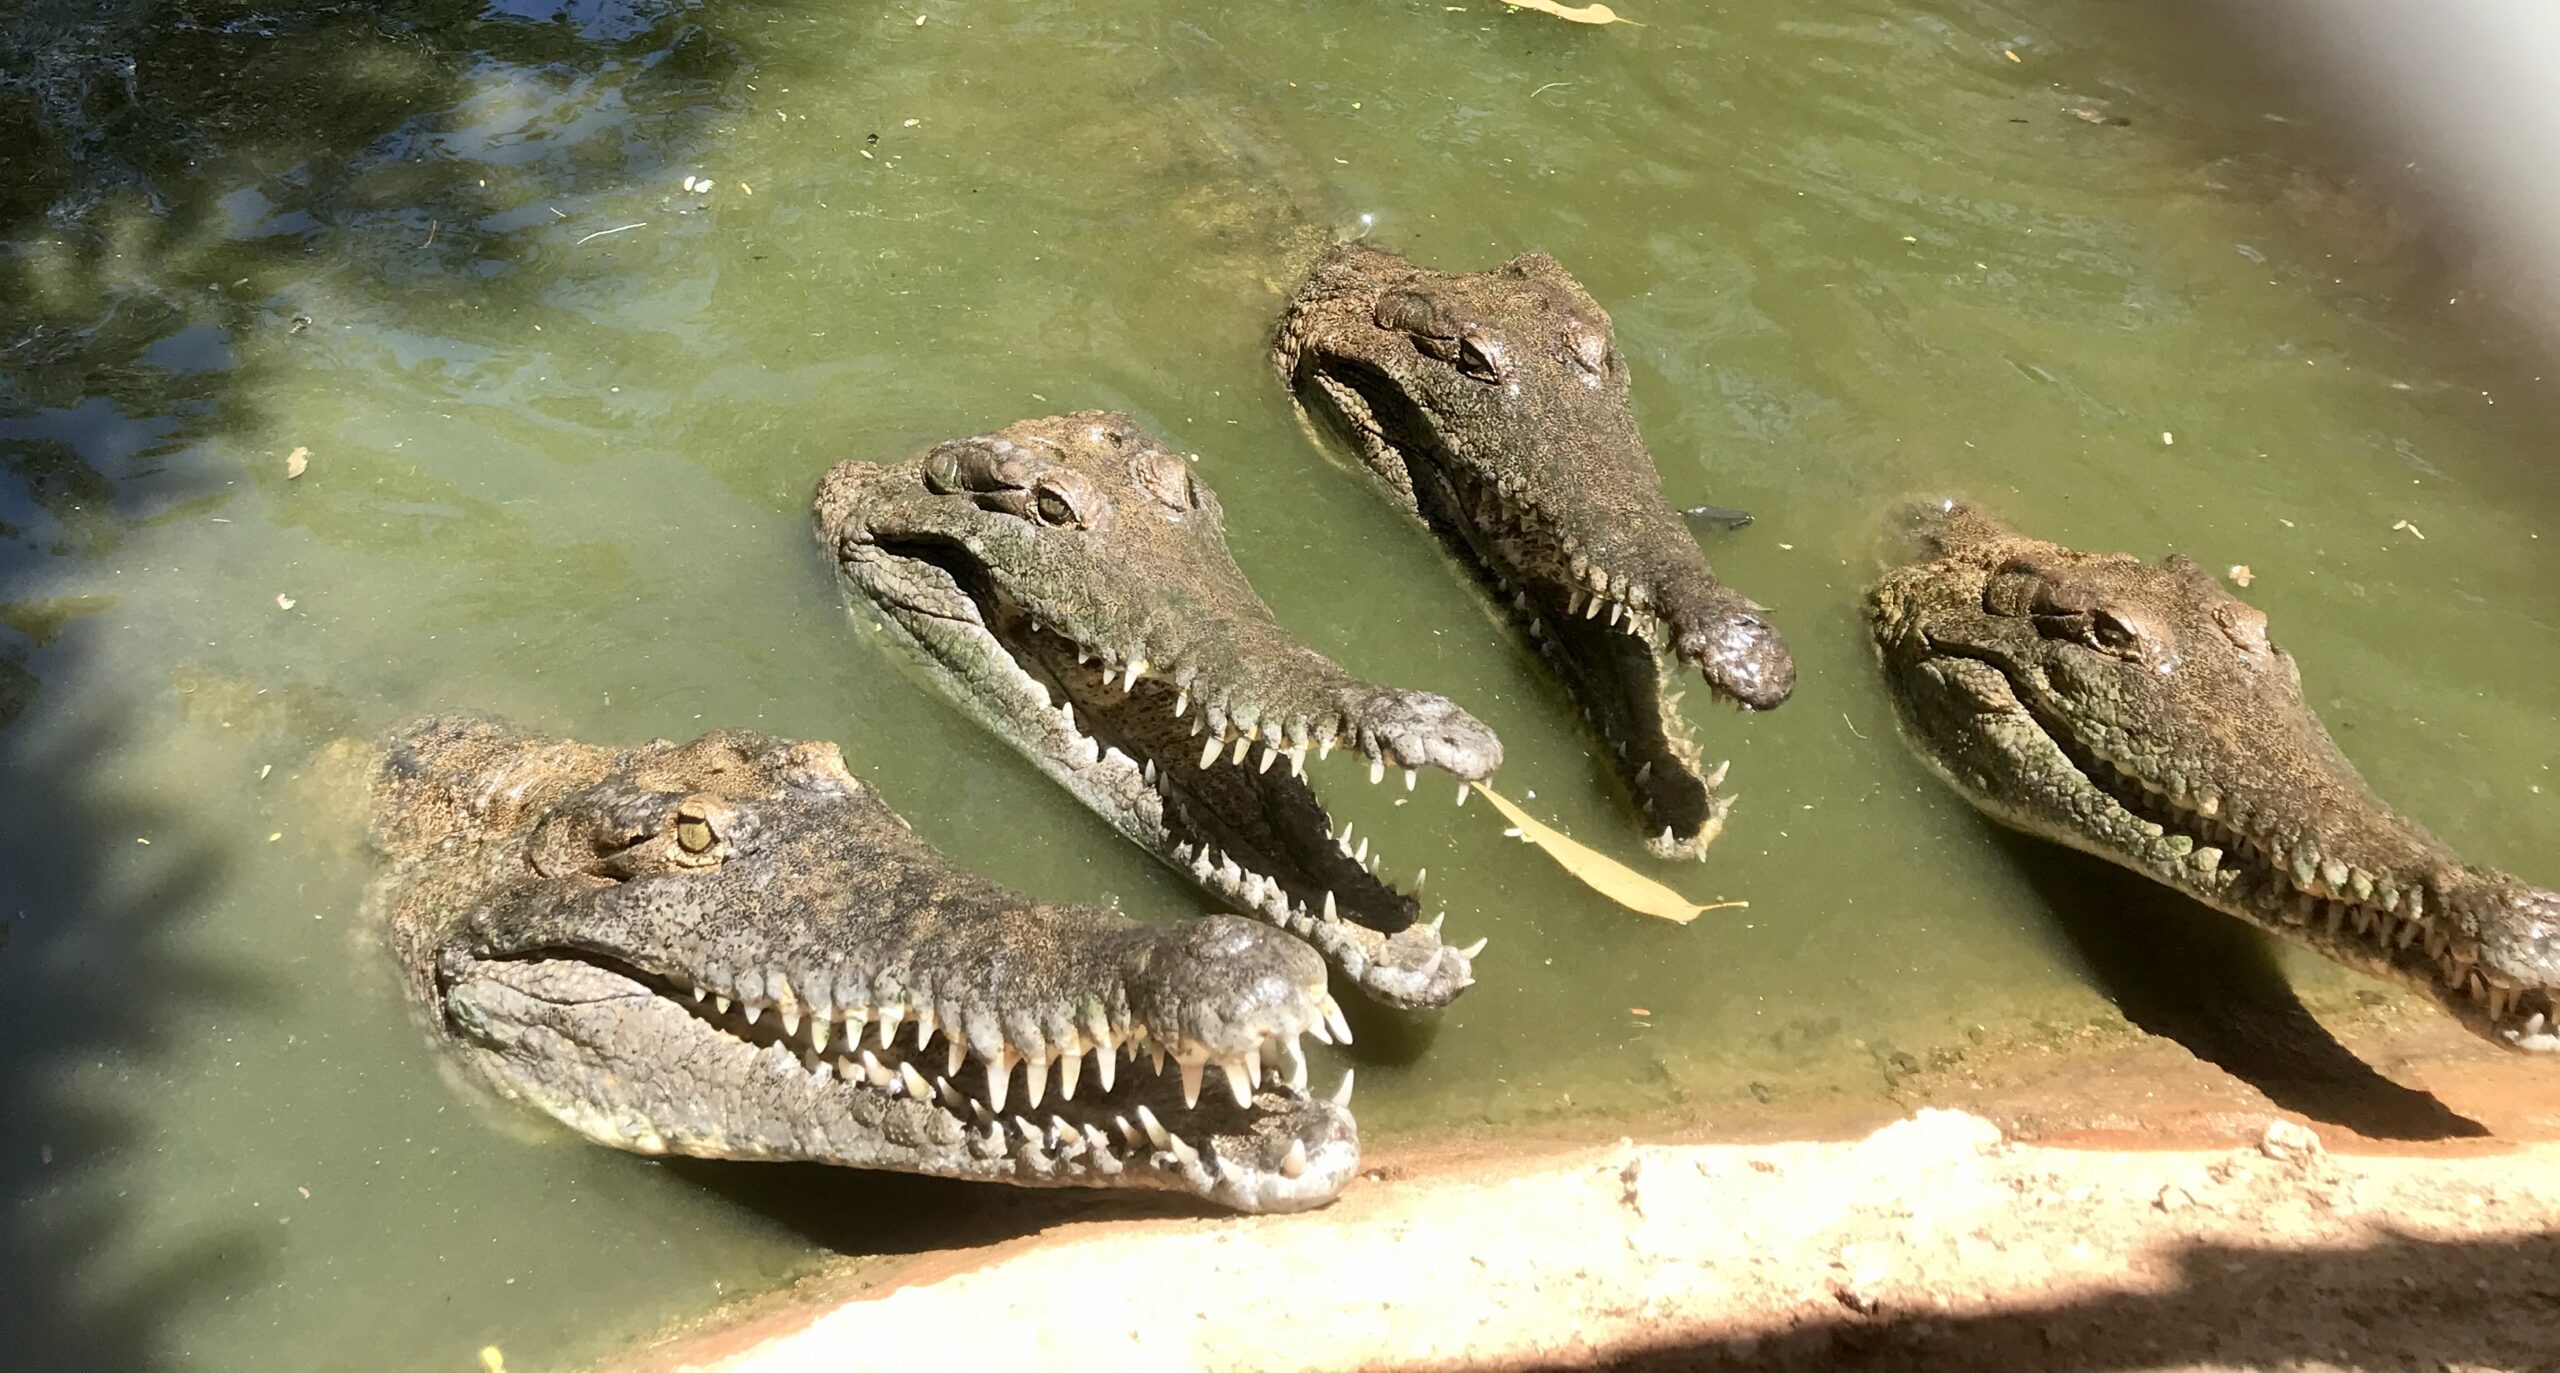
1989,666,2558,1052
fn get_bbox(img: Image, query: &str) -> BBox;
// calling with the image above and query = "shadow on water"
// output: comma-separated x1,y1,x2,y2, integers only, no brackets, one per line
0,700,264,1369
1987,825,2487,1141
666,1158,1217,1258
1537,1228,2560,1371
0,2,775,1366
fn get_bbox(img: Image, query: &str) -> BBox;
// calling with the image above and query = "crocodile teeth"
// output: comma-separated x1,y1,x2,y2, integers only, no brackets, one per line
1137,1104,1172,1150
947,1036,967,1076
1223,1059,1255,1108
1231,734,1251,765
1456,782,1471,806
1259,744,1280,773
1023,1052,1049,1108
1329,1068,1356,1106
899,1062,931,1100
1178,1054,1207,1109
1369,757,1385,785
1279,1139,1308,1178
1403,767,1418,791
1200,735,1222,769
809,1015,830,1053
1173,687,1189,717
986,1047,1016,1114
1122,658,1145,692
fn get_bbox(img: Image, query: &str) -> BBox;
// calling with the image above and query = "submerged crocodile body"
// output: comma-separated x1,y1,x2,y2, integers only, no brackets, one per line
815,411,1499,1011
1274,245,1794,860
1869,503,2560,1053
368,715,1359,1212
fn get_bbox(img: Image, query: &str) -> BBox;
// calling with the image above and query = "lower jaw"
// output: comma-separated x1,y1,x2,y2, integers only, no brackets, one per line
1519,577,1731,859
986,628,1478,1008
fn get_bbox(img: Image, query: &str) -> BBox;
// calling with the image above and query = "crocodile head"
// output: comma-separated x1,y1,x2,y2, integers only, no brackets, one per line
369,716,1361,1213
813,412,1501,1010
1869,502,2560,1053
1275,243,1793,860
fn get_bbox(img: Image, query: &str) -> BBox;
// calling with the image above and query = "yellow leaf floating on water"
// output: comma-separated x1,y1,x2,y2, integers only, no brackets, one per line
1472,783,1744,925
1498,0,1636,26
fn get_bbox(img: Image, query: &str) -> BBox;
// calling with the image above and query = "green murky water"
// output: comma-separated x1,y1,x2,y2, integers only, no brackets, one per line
6,0,2558,1367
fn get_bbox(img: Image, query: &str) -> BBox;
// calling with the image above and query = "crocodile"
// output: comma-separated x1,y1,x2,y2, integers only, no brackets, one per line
1274,244,1794,861
367,715,1361,1213
1868,501,2560,1053
814,412,1501,1011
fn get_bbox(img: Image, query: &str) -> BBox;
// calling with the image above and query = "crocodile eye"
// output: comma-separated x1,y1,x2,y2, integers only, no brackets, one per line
675,810,715,853
1454,334,1506,385
1035,488,1076,525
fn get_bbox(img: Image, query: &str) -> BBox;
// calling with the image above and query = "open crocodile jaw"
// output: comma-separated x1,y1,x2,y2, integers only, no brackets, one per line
1275,244,1793,860
814,412,1500,1010
1869,502,2560,1054
370,716,1361,1214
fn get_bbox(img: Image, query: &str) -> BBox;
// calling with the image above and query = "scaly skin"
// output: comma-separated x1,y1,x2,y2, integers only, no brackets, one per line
1869,503,2560,1054
1275,244,1793,861
815,412,1500,1011
368,716,1361,1213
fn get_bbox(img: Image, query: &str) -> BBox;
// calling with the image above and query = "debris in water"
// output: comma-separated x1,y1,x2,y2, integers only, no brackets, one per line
1498,0,1636,24
2392,519,2427,540
1472,783,1746,924
2004,48,2021,62
573,222,648,246
2228,564,2255,587
275,593,296,610
284,446,309,479
480,1349,507,1373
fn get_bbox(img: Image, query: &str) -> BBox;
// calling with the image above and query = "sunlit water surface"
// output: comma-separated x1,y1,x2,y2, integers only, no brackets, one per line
4,0,2556,1367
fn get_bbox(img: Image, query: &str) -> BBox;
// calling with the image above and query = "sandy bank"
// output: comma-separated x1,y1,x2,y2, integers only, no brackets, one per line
609,1099,2560,1373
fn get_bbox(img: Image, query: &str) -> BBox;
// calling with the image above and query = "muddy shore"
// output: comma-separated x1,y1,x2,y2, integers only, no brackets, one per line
597,1006,2560,1372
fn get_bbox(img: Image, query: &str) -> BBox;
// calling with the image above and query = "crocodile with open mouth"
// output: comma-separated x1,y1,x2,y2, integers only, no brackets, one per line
1868,502,2560,1053
814,412,1501,1011
368,715,1361,1212
1275,244,1794,860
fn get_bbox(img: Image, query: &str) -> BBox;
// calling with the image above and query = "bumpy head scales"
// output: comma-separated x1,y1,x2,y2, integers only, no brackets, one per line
816,412,1498,1007
1276,244,1791,858
1869,501,2560,1053
369,716,1362,1212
